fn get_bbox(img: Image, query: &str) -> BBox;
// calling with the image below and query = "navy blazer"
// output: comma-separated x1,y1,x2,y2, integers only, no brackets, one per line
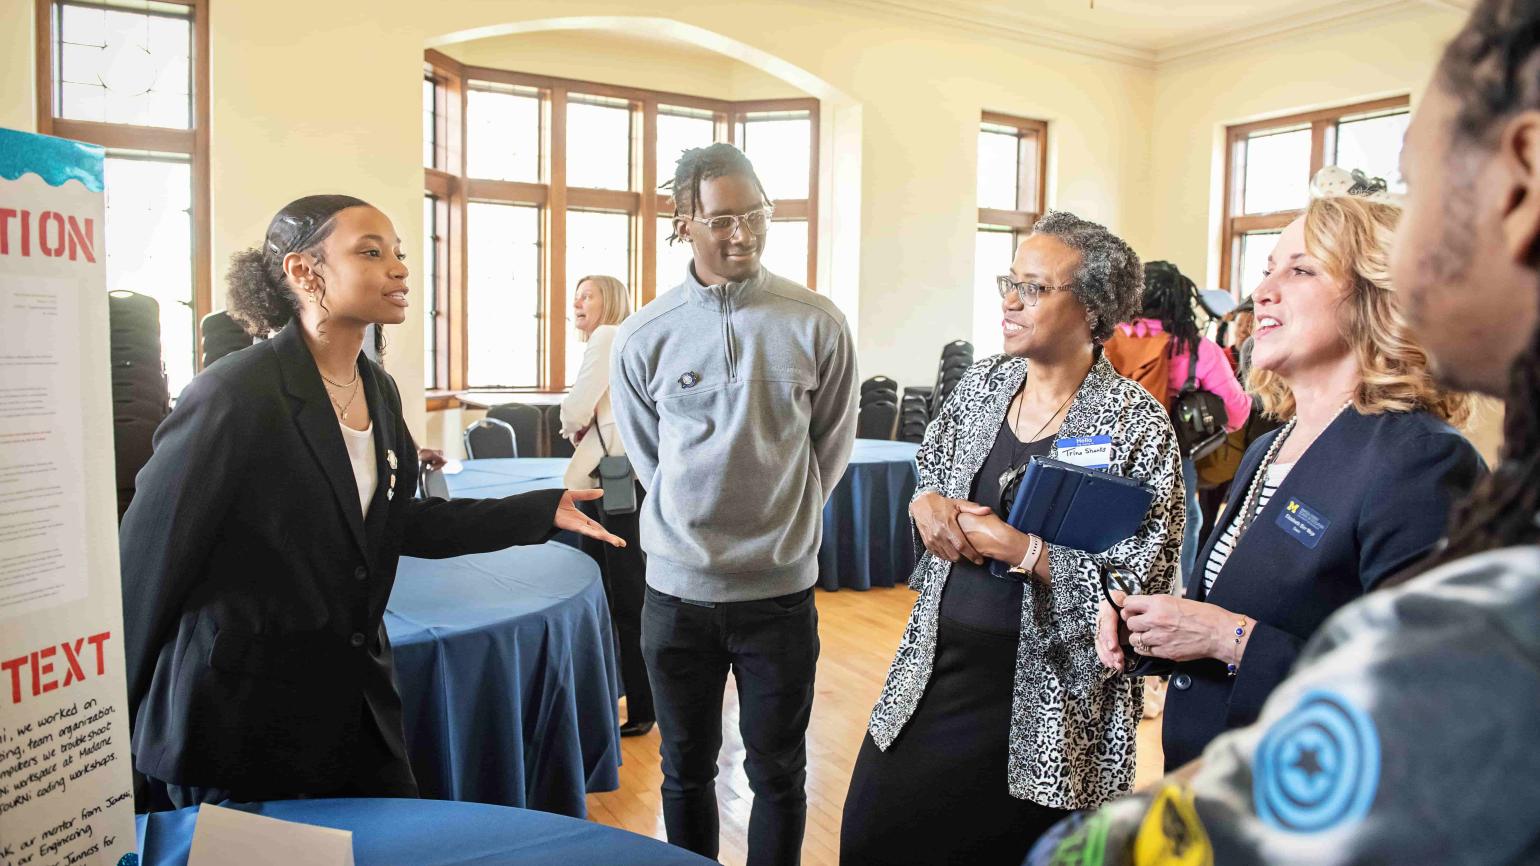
1160,407,1483,771
120,322,564,798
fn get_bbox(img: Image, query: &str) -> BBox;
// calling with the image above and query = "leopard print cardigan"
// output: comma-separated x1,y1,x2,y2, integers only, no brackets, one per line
866,353,1184,809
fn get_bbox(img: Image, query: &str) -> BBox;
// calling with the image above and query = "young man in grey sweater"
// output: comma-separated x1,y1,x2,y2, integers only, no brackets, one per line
610,143,857,866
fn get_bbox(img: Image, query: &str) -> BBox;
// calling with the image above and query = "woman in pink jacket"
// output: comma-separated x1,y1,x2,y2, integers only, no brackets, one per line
1115,261,1251,585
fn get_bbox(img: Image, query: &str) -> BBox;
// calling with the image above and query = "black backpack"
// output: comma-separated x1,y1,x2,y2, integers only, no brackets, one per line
1171,358,1228,461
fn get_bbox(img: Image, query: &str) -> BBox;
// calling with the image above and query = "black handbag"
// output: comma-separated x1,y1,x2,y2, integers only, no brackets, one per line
590,422,637,515
1170,360,1229,462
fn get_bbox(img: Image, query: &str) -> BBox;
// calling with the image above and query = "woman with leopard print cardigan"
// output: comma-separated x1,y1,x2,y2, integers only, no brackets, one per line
841,212,1184,866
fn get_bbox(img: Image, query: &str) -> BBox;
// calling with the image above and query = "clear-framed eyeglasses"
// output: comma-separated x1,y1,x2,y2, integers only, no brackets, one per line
996,275,1073,307
683,206,775,241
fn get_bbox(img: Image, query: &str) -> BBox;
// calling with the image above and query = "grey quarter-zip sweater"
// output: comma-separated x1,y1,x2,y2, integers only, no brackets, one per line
609,265,857,602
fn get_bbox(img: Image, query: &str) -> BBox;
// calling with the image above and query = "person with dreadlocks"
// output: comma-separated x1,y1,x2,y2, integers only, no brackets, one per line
609,142,857,866
1104,260,1251,584
1028,1,1540,862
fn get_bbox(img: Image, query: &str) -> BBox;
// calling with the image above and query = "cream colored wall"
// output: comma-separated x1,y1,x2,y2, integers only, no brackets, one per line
1148,4,1466,288
440,30,803,101
0,0,35,133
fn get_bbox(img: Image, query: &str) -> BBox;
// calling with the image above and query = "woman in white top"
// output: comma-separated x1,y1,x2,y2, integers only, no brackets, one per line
561,275,653,735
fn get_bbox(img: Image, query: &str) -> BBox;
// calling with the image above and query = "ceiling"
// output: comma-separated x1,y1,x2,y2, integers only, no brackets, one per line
835,0,1473,65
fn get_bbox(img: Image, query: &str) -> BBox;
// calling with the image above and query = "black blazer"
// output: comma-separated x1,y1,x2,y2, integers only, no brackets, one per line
1161,407,1482,771
120,322,564,796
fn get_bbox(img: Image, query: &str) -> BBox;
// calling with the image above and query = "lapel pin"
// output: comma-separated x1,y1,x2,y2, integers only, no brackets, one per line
386,449,398,470
678,371,701,389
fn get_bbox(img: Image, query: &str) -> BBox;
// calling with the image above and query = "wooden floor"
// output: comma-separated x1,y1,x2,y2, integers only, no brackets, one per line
586,586,1165,865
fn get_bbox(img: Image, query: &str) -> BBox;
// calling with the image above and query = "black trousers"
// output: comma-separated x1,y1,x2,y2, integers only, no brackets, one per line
579,486,654,723
642,585,820,866
840,615,1069,866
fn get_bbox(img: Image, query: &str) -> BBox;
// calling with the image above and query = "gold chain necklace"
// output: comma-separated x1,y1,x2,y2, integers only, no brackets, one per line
324,376,361,422
319,367,359,389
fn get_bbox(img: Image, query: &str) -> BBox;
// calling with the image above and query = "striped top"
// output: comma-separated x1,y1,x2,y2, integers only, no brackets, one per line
1203,462,1294,595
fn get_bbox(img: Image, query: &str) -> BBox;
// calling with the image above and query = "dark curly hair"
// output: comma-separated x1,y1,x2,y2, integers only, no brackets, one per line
226,194,370,337
1030,210,1143,344
1394,0,1540,580
663,143,769,245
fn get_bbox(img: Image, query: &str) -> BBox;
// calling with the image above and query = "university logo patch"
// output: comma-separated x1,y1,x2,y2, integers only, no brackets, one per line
1254,689,1381,834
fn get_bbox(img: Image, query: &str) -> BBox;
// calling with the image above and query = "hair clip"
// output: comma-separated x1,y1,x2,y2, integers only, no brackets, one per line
1311,165,1401,205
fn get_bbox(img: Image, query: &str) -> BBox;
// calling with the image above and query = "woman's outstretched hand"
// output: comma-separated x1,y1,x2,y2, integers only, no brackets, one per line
556,489,627,548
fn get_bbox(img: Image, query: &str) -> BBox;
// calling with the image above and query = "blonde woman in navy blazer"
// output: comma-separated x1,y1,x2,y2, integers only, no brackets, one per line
1098,191,1482,771
120,195,623,810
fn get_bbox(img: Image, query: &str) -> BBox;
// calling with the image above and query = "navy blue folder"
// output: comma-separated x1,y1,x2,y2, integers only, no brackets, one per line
990,456,1155,577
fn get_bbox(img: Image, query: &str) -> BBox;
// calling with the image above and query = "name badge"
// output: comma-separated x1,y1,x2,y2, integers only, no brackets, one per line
1275,498,1330,549
1055,435,1113,470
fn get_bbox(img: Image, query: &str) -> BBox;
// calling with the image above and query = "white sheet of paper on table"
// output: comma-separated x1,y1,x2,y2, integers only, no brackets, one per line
188,804,355,866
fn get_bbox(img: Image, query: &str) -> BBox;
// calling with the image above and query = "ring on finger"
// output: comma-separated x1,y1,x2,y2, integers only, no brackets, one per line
1132,634,1145,653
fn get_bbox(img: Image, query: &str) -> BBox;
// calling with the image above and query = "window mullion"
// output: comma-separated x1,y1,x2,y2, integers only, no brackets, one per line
546,87,568,391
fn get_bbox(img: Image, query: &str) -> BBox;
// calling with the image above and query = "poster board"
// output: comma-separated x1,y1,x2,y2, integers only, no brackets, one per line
0,128,140,865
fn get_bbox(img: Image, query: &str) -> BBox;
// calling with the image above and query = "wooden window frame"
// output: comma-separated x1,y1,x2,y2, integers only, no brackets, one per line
36,0,212,374
1219,95,1410,293
977,112,1048,252
424,50,820,396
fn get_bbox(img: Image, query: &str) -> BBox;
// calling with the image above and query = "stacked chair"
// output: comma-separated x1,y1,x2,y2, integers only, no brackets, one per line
932,340,973,416
200,310,256,368
463,417,517,458
542,404,575,458
487,403,545,458
898,386,933,443
857,375,900,440
108,291,171,519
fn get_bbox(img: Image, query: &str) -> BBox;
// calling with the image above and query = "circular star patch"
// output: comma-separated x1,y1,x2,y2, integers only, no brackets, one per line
1254,689,1381,834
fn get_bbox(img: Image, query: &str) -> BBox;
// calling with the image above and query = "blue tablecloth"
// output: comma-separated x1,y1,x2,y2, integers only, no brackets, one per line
817,440,921,591
136,798,714,866
444,458,580,547
386,543,620,817
445,441,920,591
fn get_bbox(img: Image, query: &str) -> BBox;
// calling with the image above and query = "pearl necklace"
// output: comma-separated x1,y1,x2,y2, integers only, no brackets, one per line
1234,401,1352,538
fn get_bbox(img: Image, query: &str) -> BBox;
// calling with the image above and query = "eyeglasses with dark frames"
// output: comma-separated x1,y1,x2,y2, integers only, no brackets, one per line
996,275,1073,307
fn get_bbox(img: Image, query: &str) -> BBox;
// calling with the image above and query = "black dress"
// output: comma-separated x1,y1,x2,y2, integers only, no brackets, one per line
840,418,1068,866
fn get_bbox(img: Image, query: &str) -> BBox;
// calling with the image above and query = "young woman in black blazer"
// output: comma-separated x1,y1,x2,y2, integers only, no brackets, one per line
120,195,623,810
1096,190,1482,771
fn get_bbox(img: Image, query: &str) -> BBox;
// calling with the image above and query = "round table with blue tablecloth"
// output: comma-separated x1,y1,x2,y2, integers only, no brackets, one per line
385,542,620,817
443,458,580,546
136,798,715,866
442,440,920,591
816,439,921,590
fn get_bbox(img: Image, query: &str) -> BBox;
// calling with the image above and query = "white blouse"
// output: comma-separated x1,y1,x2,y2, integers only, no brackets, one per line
560,324,624,490
338,421,378,519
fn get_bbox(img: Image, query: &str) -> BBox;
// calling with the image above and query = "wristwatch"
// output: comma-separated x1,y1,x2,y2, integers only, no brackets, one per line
1008,534,1044,577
